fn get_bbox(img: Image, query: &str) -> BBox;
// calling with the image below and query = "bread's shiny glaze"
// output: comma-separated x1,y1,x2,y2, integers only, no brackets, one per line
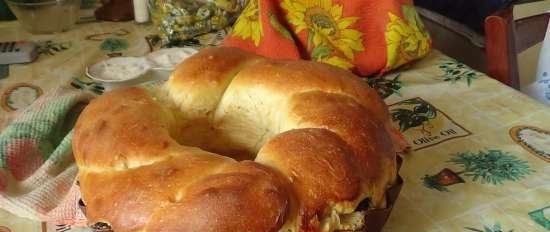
73,47,399,232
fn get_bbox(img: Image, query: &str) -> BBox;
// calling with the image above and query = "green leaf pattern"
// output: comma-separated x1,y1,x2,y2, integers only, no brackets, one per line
449,149,533,185
422,175,450,192
311,45,332,60
36,40,72,56
100,38,129,52
439,59,479,86
422,149,534,192
367,74,403,99
268,11,293,40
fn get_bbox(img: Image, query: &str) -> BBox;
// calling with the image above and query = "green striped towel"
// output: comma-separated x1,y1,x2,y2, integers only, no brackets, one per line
0,86,92,224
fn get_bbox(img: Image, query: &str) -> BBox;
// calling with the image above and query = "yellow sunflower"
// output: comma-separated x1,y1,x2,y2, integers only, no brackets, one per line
232,0,263,46
318,56,355,69
384,6,431,70
281,0,364,69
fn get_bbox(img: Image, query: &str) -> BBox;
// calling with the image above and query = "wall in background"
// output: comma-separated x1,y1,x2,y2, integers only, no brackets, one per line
515,0,550,88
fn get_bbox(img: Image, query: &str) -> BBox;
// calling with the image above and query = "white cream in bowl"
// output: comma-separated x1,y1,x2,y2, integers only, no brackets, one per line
87,57,151,83
146,47,198,70
86,48,198,91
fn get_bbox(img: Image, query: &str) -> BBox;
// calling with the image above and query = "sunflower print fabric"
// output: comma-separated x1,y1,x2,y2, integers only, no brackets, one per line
385,5,431,71
281,0,364,69
231,0,263,46
224,0,431,76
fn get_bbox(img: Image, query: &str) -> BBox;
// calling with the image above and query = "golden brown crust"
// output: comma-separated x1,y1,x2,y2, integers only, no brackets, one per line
228,59,390,124
257,128,360,230
167,47,263,120
145,162,289,232
73,87,178,170
73,48,400,232
283,91,397,207
79,152,232,231
170,47,262,88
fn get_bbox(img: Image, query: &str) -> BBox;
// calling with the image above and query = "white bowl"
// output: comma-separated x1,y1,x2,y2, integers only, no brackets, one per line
86,57,155,91
85,48,196,91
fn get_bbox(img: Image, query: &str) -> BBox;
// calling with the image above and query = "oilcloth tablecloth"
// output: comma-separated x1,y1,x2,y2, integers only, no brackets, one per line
0,20,548,232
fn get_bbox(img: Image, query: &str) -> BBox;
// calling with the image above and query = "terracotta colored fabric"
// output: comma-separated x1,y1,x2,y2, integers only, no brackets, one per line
223,0,432,76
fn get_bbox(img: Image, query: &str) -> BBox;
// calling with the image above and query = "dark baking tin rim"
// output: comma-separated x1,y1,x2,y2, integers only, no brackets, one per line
362,155,403,232
80,156,404,232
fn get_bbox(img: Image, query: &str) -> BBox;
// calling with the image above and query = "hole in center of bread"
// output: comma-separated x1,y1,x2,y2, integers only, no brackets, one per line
168,117,261,161
152,85,278,161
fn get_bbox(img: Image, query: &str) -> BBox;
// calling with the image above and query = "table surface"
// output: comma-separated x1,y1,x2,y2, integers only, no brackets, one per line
0,20,549,232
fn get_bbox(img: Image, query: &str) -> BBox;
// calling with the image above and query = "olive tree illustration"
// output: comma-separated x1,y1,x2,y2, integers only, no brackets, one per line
423,149,533,192
36,40,71,56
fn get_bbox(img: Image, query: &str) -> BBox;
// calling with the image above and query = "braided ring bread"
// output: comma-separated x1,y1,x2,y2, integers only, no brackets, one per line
73,47,401,232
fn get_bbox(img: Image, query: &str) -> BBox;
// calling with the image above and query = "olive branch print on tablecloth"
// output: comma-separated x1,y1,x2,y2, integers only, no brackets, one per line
70,77,105,95
36,40,72,56
464,222,513,232
366,73,403,99
438,59,480,86
423,149,533,192
390,97,437,135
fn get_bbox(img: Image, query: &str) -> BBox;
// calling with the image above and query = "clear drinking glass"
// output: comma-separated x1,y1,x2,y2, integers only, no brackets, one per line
6,0,81,34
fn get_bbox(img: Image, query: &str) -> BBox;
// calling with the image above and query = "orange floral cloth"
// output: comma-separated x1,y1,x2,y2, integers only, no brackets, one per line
224,0,432,76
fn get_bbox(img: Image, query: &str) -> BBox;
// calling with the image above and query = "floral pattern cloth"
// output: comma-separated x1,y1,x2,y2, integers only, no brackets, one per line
0,21,549,232
224,0,431,75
